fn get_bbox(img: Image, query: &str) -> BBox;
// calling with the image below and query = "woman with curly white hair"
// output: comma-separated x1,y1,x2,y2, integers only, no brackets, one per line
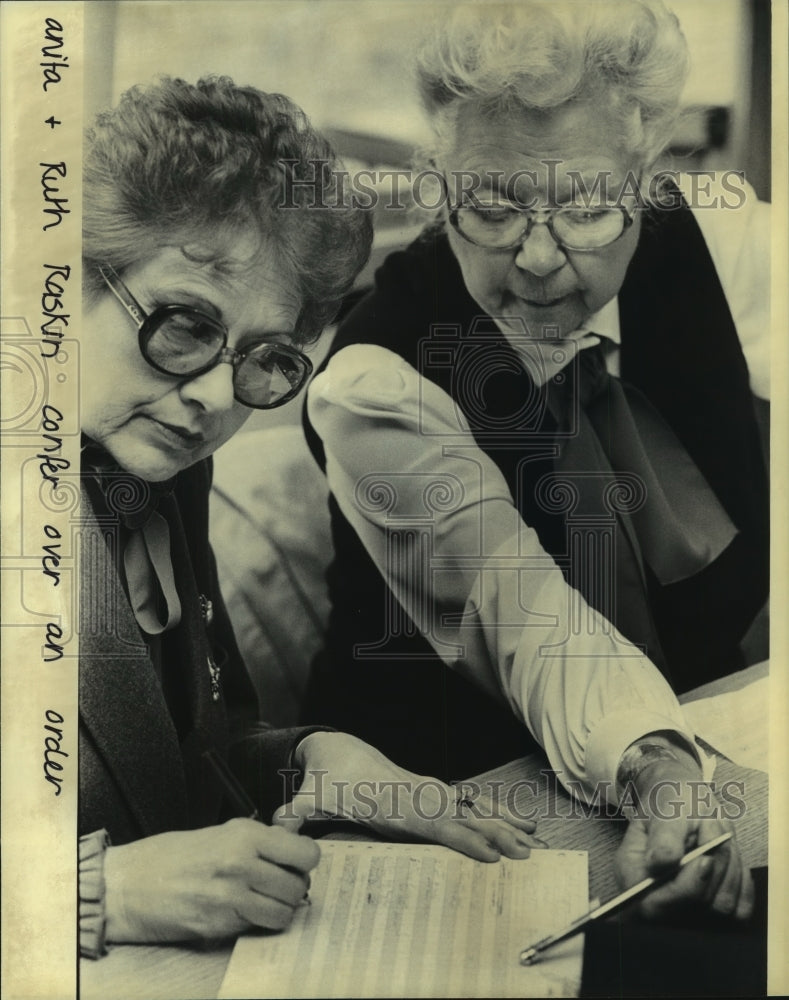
304,0,768,922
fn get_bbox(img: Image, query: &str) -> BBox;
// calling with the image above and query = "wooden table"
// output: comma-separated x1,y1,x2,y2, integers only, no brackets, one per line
80,663,769,1000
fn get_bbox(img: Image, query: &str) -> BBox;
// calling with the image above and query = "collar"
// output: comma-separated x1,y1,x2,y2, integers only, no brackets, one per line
577,296,621,344
492,294,622,385
492,294,622,346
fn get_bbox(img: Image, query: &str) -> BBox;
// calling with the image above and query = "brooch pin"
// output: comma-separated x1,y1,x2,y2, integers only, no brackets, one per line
207,655,221,702
199,594,214,625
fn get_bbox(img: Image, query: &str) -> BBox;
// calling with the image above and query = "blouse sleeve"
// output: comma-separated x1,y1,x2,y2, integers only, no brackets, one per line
79,829,110,959
308,343,702,803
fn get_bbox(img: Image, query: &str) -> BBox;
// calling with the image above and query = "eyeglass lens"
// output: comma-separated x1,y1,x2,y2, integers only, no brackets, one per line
234,344,310,407
144,310,310,408
456,206,625,249
146,309,226,375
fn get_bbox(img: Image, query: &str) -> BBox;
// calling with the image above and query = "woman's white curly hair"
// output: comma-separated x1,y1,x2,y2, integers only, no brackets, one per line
416,0,689,170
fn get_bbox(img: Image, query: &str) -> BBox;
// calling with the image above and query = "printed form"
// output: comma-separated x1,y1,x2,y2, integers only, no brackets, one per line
682,675,769,773
219,841,588,998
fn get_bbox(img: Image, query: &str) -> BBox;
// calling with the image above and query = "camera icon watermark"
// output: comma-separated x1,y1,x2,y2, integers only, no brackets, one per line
418,315,581,442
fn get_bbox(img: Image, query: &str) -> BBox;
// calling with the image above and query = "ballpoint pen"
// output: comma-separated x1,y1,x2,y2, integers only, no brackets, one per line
519,831,733,965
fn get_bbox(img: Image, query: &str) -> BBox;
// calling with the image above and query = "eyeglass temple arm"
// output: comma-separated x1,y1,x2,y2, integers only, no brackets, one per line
98,265,148,328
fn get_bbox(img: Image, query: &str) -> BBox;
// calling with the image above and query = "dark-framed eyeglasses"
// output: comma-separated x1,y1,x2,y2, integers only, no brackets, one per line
98,264,313,410
448,201,636,252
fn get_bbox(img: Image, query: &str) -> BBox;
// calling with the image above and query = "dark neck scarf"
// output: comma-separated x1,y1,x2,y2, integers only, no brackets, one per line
81,440,182,635
547,342,737,669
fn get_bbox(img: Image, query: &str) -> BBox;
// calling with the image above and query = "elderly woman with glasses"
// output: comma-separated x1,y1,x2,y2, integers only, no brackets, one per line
78,75,538,959
303,1,768,920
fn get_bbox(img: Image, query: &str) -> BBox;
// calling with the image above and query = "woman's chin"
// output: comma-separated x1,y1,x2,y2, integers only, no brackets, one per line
101,439,198,482
502,298,587,341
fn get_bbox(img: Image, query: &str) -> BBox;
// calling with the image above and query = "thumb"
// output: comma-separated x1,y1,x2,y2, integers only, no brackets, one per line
644,814,692,876
271,802,307,833
272,772,345,830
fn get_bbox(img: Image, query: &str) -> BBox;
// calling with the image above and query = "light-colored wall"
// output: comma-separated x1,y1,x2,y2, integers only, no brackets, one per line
87,1,755,164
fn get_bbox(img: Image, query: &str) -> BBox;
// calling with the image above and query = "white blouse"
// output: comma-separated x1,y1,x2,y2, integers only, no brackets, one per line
308,182,769,802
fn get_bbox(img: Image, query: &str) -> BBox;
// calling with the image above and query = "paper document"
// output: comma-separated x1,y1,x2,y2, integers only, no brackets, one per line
682,676,769,773
219,841,588,999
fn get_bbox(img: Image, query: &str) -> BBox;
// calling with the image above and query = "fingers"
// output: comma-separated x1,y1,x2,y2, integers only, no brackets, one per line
476,801,537,836
245,859,310,908
235,886,304,932
104,823,319,944
422,789,541,862
622,812,754,923
734,865,756,920
433,820,506,863
638,847,744,921
455,800,537,857
613,817,650,888
224,822,317,933
245,821,320,875
642,815,691,877
638,852,716,919
702,828,754,921
465,820,535,860
285,741,546,866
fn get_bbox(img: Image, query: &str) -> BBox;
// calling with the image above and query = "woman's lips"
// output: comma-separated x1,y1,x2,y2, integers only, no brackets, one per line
518,293,572,308
139,414,207,448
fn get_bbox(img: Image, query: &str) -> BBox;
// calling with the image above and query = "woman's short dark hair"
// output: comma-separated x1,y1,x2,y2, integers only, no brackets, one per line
83,75,372,343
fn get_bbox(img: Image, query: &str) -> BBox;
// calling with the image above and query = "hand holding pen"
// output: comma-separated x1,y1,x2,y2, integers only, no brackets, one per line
204,750,315,905
102,789,319,946
520,832,734,964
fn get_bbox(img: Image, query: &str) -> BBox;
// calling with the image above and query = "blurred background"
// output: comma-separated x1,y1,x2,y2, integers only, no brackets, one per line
84,0,772,430
85,0,771,191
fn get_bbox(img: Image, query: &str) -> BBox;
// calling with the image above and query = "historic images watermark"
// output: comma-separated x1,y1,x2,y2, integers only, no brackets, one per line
277,769,748,824
278,162,750,212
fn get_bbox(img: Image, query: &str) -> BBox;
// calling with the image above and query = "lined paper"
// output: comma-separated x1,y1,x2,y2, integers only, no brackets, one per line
682,676,769,773
219,842,587,999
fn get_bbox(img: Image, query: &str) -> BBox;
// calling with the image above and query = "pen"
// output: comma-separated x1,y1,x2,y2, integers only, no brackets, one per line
519,831,733,965
204,749,260,819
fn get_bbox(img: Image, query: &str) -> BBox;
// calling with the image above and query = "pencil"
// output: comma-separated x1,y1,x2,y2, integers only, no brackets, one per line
519,831,734,965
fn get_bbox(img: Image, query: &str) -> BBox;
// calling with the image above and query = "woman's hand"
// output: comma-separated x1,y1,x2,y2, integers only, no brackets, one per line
103,819,320,945
272,731,542,862
613,758,754,921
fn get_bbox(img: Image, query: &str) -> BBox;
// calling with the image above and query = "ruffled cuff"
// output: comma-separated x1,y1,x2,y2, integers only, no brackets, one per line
79,829,110,959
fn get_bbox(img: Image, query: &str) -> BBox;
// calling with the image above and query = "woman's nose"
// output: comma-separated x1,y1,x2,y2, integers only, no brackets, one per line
178,360,236,412
514,221,567,277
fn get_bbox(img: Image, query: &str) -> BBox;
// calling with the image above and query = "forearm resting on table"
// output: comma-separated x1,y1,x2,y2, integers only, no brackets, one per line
309,347,700,805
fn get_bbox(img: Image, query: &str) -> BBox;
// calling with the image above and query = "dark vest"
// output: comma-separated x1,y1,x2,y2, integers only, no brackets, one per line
303,207,769,780
78,458,259,842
